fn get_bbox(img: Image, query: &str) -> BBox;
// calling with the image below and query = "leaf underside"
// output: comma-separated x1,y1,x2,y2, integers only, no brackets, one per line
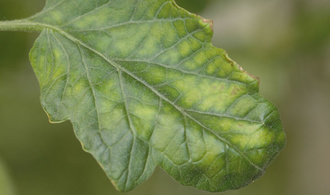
27,0,286,192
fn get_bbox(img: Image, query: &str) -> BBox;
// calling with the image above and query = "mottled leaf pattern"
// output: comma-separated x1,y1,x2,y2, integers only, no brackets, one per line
26,0,286,192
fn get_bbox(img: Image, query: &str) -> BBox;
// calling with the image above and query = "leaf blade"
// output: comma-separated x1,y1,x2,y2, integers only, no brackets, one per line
28,0,286,192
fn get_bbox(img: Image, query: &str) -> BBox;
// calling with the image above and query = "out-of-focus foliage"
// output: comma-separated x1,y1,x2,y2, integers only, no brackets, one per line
0,0,329,195
175,0,211,13
0,159,15,195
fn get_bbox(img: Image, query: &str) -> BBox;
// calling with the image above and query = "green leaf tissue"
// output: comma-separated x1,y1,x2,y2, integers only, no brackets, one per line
0,0,286,192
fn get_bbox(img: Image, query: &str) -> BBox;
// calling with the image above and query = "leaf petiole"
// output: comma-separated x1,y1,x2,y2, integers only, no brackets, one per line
0,19,43,32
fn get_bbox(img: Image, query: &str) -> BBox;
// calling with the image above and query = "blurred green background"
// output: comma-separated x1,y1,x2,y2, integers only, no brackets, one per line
0,0,329,194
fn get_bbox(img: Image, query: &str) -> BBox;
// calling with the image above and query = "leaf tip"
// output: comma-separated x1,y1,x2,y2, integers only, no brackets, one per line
201,17,213,31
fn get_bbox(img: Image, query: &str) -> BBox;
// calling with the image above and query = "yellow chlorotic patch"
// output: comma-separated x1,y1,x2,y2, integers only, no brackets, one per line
99,107,125,131
171,76,195,94
248,150,267,165
231,127,275,149
193,50,207,65
198,95,219,111
52,66,66,79
156,49,180,65
114,40,131,57
162,23,178,48
181,87,202,108
73,7,112,29
52,48,62,59
151,110,181,150
231,122,264,134
192,30,208,42
178,40,191,57
74,79,87,95
228,84,246,97
188,37,202,51
194,80,229,112
136,37,159,58
173,20,186,37
206,63,217,75
49,11,64,23
143,67,166,84
156,2,170,18
215,59,233,77
182,59,198,70
228,95,257,117
230,71,256,84
160,85,181,99
217,118,235,132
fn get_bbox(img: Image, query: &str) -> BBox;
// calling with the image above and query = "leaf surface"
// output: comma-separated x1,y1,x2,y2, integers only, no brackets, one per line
27,0,286,192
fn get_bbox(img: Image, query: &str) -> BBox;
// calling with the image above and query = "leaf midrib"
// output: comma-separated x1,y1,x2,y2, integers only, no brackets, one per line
31,20,264,172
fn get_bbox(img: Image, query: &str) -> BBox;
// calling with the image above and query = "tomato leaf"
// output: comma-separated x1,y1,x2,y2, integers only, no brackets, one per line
25,0,286,192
